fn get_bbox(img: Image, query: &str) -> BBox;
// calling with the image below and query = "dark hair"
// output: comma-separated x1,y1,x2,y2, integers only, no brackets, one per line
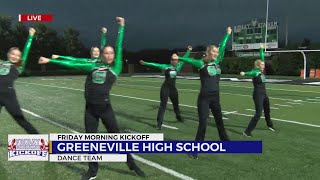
102,45,114,51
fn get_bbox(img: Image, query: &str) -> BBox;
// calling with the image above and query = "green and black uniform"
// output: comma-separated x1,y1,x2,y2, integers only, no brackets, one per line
49,25,140,176
0,35,38,134
214,33,230,88
142,49,191,128
178,56,229,142
243,48,273,135
51,30,107,63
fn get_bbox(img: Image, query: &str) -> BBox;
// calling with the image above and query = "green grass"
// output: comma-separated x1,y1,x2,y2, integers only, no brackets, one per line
1,75,320,180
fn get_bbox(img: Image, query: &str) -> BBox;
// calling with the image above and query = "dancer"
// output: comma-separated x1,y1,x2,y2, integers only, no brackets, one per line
0,28,38,134
171,27,231,159
51,27,108,63
39,17,145,179
240,44,275,137
140,46,192,130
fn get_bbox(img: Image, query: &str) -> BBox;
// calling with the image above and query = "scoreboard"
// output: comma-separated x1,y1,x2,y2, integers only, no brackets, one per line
232,19,278,51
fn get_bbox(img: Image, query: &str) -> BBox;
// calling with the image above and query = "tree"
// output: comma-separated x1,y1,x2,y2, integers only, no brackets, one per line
62,28,85,56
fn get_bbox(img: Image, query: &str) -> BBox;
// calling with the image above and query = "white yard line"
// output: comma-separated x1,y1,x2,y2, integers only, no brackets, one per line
115,83,302,102
162,124,179,130
245,109,256,112
286,102,302,105
274,104,293,107
17,81,320,128
21,108,194,180
119,78,320,94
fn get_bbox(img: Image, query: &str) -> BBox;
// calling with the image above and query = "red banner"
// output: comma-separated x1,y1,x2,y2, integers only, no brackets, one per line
19,14,53,22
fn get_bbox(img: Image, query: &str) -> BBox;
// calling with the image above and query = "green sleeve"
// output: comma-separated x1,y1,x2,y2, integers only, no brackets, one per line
260,48,265,62
100,32,107,50
57,55,90,63
244,70,259,77
143,62,170,70
19,35,34,73
111,25,124,76
215,33,230,64
178,57,204,69
176,49,191,71
49,59,96,72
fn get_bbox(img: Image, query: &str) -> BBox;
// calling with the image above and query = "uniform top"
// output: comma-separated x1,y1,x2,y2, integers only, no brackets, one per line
0,35,34,92
52,30,107,64
244,48,266,91
142,49,191,87
49,25,124,104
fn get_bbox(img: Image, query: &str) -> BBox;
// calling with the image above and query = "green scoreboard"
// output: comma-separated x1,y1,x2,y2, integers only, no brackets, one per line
232,19,278,51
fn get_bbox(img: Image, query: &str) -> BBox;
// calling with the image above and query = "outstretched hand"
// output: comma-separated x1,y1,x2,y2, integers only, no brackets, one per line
240,72,245,76
227,27,232,34
51,55,59,59
29,28,36,36
187,46,192,51
38,57,50,64
171,54,179,60
116,17,125,26
102,27,107,33
139,60,145,65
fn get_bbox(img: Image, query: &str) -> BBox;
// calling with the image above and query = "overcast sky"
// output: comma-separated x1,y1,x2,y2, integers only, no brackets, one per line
1,0,319,51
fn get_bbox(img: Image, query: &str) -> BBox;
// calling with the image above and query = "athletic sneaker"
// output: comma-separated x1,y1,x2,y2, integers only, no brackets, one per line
188,153,198,159
268,127,275,132
81,171,97,180
156,125,162,130
243,131,252,137
176,115,184,123
132,166,146,177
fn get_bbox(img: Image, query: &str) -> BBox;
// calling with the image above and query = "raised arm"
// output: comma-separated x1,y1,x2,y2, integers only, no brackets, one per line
240,69,259,77
52,54,90,63
172,54,203,69
259,44,265,62
38,57,96,72
215,27,232,64
112,17,125,76
19,28,35,73
176,46,192,71
100,27,107,50
140,61,170,70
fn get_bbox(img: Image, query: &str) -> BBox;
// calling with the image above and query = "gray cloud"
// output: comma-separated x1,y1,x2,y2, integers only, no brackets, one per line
1,0,319,51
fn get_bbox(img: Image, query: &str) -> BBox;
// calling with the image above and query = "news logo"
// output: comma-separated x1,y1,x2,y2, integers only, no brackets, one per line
18,14,53,22
8,135,49,161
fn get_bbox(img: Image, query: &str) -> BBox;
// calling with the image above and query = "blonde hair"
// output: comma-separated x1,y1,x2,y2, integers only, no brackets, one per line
7,47,22,67
254,59,264,68
203,45,218,62
90,46,100,56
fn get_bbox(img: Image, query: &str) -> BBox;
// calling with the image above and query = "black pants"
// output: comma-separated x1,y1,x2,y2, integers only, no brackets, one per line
195,92,229,141
157,85,181,126
85,102,137,176
245,92,273,134
0,91,38,134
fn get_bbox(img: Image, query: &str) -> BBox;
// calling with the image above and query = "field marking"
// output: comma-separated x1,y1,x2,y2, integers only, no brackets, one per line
162,124,179,130
21,108,194,180
245,109,256,112
119,78,320,94
270,107,279,110
17,81,320,128
115,83,302,102
223,111,237,115
232,112,320,128
306,98,320,101
286,102,302,105
274,104,293,107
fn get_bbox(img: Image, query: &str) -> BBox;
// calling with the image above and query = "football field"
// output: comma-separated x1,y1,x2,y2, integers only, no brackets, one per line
1,76,319,180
